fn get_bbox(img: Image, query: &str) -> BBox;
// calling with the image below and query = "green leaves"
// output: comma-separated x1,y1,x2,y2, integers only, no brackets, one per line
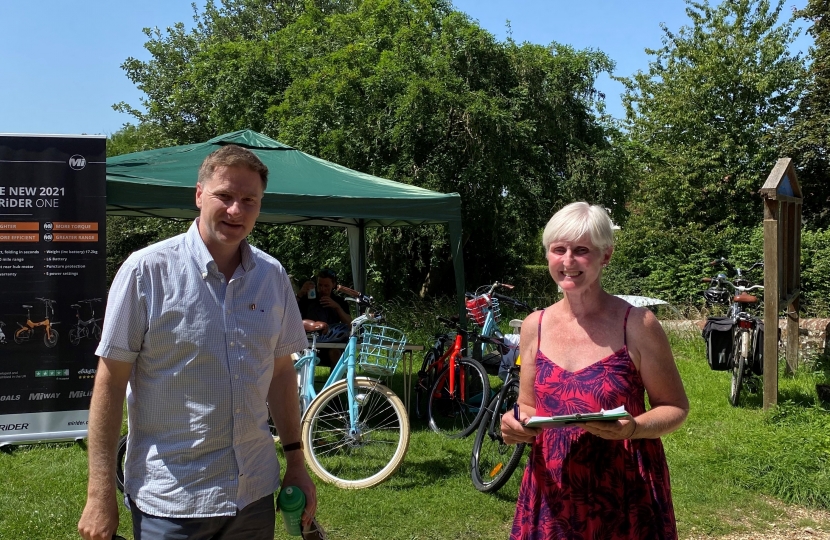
112,0,629,295
622,0,804,231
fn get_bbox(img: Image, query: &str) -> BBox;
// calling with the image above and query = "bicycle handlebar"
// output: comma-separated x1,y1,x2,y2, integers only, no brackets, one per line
710,277,764,293
472,281,515,297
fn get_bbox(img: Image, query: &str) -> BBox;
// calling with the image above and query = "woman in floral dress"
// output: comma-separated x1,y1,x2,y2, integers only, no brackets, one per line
501,202,689,540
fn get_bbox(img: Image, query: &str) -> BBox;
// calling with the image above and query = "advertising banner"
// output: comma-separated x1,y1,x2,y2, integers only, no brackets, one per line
0,134,106,445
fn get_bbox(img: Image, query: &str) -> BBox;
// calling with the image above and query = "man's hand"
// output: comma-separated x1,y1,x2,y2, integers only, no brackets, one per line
78,494,119,540
318,296,338,309
281,463,318,527
298,281,315,297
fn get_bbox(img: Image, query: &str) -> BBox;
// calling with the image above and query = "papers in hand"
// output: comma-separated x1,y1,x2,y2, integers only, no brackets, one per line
523,405,630,428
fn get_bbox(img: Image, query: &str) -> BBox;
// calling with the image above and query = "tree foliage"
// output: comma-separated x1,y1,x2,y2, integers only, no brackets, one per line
781,0,830,228
610,0,809,307
621,0,804,231
112,0,630,296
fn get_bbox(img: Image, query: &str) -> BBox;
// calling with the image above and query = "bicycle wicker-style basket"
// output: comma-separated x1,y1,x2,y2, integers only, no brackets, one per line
358,325,407,376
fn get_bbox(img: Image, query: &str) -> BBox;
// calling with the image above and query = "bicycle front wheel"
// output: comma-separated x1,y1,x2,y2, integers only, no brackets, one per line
44,328,58,347
729,332,746,407
301,378,410,489
427,357,490,438
471,381,525,493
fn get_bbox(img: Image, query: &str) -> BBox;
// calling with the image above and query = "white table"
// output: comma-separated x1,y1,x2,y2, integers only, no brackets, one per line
314,342,424,415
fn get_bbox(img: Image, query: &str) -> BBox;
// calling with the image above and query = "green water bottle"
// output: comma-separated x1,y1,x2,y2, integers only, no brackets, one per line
277,486,306,536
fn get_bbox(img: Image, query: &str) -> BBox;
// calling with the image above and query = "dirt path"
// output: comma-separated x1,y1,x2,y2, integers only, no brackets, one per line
686,499,830,540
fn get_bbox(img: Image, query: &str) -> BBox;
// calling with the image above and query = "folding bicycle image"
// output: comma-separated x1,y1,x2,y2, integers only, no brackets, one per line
68,298,103,346
14,297,60,347
0,321,6,344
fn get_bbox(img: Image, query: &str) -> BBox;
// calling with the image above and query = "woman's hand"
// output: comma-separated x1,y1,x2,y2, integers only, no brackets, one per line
577,417,637,440
501,408,542,445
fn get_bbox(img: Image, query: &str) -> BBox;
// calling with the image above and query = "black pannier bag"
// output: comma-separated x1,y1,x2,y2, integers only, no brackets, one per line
751,320,764,375
702,316,734,371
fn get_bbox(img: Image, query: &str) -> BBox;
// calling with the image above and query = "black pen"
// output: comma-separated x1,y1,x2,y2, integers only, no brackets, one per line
514,402,520,423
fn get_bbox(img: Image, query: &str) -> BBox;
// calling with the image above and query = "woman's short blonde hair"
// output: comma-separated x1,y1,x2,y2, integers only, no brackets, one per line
541,202,614,251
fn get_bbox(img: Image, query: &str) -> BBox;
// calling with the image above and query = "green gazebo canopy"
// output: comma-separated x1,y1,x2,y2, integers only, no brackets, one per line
106,130,465,305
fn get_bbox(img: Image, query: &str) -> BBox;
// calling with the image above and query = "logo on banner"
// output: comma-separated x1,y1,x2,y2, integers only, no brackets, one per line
69,390,92,398
29,392,60,401
68,155,86,170
0,423,30,431
77,368,96,379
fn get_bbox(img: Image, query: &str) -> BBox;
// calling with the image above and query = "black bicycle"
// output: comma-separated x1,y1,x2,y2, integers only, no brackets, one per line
470,340,526,493
68,298,103,345
702,259,765,406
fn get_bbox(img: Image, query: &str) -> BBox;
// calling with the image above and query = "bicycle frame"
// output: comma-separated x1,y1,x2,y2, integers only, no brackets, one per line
70,299,103,342
294,293,384,434
424,319,472,400
15,298,58,343
703,260,764,406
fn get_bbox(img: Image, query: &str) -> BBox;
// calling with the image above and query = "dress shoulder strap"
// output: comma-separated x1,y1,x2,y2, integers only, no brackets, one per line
537,309,545,351
623,306,633,347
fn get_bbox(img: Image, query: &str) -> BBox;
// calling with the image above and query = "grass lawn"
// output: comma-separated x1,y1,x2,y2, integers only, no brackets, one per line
1,330,828,539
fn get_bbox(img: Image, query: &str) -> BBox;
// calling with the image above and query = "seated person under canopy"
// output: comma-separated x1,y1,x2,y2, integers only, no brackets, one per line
296,269,353,366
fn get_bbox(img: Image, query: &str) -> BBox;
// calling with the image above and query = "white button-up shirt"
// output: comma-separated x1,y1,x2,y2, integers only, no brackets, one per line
96,220,308,517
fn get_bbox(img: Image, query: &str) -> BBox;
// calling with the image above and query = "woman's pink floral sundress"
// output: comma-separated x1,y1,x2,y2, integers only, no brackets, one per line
511,307,677,540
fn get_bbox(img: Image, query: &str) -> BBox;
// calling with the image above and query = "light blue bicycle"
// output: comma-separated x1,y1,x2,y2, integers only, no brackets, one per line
296,285,410,489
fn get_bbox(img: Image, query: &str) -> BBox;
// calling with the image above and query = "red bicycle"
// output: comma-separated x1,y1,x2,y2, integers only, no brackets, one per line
416,316,490,438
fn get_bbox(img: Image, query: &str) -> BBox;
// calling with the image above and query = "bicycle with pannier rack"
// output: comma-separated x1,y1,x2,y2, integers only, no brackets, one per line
701,259,765,406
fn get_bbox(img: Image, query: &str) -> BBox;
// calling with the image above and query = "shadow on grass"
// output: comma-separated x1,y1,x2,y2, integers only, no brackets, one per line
777,386,819,406
395,446,472,487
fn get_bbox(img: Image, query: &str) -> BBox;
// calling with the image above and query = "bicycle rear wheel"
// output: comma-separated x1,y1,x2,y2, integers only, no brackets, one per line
427,357,490,438
301,378,409,489
729,332,746,407
471,381,525,493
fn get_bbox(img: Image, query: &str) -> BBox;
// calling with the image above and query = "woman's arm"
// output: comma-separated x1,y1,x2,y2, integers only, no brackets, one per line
501,310,543,445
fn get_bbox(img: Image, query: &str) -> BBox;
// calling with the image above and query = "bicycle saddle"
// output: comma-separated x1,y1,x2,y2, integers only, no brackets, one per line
22,305,32,309
734,293,758,303
71,304,80,309
303,319,329,334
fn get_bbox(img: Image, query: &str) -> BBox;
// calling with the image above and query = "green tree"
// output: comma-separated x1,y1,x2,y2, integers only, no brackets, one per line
621,0,804,231
113,0,631,297
611,0,805,304
781,0,830,227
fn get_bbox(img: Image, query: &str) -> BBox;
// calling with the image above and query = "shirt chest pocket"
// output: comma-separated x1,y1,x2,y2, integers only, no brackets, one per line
233,302,281,358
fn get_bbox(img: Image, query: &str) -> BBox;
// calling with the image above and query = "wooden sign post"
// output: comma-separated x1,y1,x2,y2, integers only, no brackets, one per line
759,158,802,409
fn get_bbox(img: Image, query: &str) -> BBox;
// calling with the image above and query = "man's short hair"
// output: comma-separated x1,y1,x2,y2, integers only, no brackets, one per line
197,144,268,188
316,268,338,284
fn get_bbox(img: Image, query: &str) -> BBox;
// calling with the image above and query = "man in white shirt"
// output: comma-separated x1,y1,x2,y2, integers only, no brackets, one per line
79,145,316,540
